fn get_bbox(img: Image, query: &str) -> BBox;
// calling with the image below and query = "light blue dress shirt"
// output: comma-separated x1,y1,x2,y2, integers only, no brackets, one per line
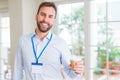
12,31,80,80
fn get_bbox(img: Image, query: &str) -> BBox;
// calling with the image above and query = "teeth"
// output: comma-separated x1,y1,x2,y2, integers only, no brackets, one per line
42,23,47,26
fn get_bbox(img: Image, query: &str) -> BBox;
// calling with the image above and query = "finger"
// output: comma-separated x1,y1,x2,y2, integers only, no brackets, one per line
73,66,84,71
74,66,85,74
75,61,84,65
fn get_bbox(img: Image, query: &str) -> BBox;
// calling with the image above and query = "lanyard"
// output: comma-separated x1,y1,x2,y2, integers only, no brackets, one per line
31,34,52,63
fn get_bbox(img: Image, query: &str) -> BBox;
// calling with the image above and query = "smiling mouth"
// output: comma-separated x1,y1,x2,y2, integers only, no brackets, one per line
42,23,48,26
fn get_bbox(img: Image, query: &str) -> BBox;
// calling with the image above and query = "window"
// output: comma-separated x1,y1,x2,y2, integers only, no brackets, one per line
90,0,120,80
57,1,85,80
0,13,11,80
56,0,120,80
0,16,10,47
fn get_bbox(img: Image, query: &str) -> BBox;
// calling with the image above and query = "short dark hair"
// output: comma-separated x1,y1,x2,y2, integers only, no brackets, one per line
37,2,57,18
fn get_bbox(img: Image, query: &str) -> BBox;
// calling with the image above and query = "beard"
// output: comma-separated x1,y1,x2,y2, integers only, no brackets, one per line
37,21,52,33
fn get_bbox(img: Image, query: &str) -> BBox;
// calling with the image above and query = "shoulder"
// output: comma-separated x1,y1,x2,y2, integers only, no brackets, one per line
52,34,67,44
18,33,33,45
20,33,33,40
52,34,68,48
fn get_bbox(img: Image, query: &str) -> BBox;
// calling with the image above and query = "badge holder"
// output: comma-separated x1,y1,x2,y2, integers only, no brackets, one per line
31,62,43,74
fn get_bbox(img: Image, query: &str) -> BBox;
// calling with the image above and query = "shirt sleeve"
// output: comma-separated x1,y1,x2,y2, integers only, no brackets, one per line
12,37,24,80
60,40,82,79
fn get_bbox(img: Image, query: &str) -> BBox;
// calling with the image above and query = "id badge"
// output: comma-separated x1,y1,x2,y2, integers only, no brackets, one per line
31,62,43,74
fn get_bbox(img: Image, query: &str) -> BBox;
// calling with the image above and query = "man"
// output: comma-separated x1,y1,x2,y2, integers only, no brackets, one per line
12,1,84,80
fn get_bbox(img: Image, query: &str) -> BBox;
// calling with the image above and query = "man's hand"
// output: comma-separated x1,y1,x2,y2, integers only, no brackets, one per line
70,60,84,74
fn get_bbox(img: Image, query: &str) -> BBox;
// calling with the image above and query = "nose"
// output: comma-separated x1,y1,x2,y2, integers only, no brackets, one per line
43,16,49,22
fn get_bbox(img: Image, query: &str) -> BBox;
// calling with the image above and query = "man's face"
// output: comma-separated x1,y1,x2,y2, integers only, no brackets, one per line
36,6,56,33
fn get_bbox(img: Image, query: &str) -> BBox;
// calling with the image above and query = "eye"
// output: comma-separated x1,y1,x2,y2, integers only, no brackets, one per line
40,12,46,17
49,15,54,19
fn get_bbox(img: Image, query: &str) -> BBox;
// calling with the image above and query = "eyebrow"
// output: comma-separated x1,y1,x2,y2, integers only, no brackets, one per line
40,11,55,18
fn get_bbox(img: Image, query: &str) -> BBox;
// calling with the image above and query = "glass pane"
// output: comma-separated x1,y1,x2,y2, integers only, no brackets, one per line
0,15,11,80
109,70,120,80
0,29,10,47
58,3,84,24
93,69,107,80
0,17,10,47
58,4,72,24
1,17,9,28
94,69,120,80
90,47,99,69
109,47,120,71
58,24,72,45
90,23,106,46
108,0,120,21
58,3,84,56
90,0,107,22
109,71,120,76
108,22,120,46
58,23,84,55
91,47,107,69
71,3,84,23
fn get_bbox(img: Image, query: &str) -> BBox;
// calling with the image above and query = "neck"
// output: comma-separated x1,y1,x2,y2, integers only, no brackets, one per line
35,28,49,40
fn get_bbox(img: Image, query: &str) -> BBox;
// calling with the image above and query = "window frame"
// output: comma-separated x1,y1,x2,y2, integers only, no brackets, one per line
54,0,120,80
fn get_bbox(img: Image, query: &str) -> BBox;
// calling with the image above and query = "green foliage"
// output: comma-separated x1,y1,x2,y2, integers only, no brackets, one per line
59,5,84,55
95,22,120,75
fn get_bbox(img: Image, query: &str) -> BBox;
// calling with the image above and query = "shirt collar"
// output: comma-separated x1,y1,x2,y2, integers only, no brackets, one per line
32,30,52,40
46,31,52,40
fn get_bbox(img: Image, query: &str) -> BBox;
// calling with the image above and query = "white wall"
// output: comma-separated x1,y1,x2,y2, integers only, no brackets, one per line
22,0,38,35
9,0,23,74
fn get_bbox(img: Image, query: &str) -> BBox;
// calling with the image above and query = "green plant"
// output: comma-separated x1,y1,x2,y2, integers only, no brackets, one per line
59,5,84,55
94,22,120,75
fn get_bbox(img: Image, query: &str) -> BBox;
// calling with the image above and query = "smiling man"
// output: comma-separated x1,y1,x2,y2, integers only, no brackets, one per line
12,1,84,80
